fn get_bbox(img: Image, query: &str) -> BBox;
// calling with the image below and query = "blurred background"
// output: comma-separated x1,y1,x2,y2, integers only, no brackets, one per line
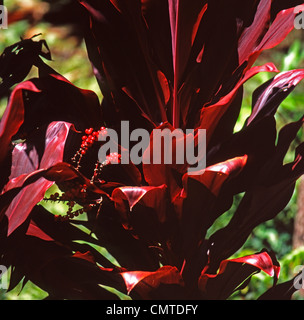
0,0,304,300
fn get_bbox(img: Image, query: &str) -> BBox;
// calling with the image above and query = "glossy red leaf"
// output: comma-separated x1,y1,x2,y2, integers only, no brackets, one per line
0,70,101,154
112,185,168,241
182,155,248,197
199,251,280,299
238,0,271,66
247,69,304,126
4,122,74,192
226,252,280,278
72,251,96,264
0,81,40,164
142,122,186,200
168,0,208,127
238,3,304,70
174,155,248,285
121,265,184,298
112,185,168,213
207,119,304,271
22,72,102,132
198,63,278,144
26,220,54,242
121,270,152,294
3,122,73,235
80,0,168,129
247,5,304,67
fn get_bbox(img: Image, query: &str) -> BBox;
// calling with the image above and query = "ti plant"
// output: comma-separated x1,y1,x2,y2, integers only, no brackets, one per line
0,0,304,300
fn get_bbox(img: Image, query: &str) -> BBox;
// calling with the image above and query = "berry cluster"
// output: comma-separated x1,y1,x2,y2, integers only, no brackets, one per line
50,126,121,221
71,126,107,169
44,181,100,221
54,203,95,221
48,182,87,201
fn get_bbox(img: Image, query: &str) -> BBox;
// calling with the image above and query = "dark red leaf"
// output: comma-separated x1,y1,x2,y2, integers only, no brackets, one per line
112,185,167,214
247,5,304,68
247,69,304,126
238,0,271,66
198,63,278,145
0,81,40,164
26,220,54,242
174,155,248,286
112,185,169,242
19,73,102,133
121,265,184,299
207,120,304,271
168,0,208,127
2,122,75,235
258,277,298,300
72,251,96,264
80,0,168,129
142,122,187,200
7,235,124,299
199,251,280,299
182,155,248,197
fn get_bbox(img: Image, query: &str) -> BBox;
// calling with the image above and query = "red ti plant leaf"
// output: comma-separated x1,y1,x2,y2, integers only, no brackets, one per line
206,117,304,272
168,0,208,127
142,122,187,200
247,69,304,126
142,121,209,201
26,220,54,242
0,72,101,147
2,121,74,235
4,122,75,191
0,81,40,164
174,155,248,287
81,0,300,132
80,0,168,130
121,265,184,299
182,155,248,197
237,0,272,66
112,185,167,215
5,233,125,299
199,250,280,299
112,185,168,242
245,4,304,69
237,1,304,69
198,63,278,145
18,73,102,133
72,251,96,264
0,67,102,189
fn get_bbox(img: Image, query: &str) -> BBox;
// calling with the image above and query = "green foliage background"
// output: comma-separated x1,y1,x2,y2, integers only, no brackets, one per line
0,0,304,300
